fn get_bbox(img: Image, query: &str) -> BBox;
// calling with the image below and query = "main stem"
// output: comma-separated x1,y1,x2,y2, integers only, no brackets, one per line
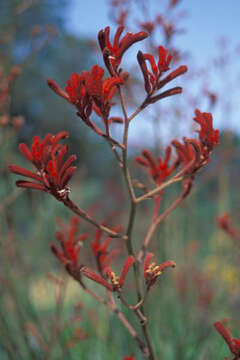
126,202,156,360
119,87,157,360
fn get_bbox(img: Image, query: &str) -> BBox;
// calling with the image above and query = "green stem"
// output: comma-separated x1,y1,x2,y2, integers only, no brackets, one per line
118,86,157,360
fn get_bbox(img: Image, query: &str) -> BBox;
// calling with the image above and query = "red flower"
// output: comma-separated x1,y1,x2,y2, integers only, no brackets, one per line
50,217,116,291
84,65,123,118
144,253,176,291
80,266,114,291
214,321,240,359
105,255,135,290
51,217,131,291
51,216,88,268
65,72,92,120
193,109,219,151
81,256,134,292
91,226,121,274
9,131,76,199
172,136,212,196
172,138,201,173
135,146,178,186
172,109,219,181
48,65,123,132
135,109,219,197
137,45,187,100
98,26,148,76
123,356,135,360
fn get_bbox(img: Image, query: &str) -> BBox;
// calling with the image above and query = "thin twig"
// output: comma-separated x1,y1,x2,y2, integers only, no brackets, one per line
62,196,124,239
137,187,190,263
108,292,149,356
117,292,146,324
102,133,125,150
136,176,182,203
128,105,145,122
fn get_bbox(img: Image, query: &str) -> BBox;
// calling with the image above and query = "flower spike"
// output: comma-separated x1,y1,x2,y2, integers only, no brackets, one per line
51,216,88,268
119,256,135,287
98,26,148,76
137,45,187,103
9,132,76,199
84,65,123,119
135,146,178,186
171,109,219,185
193,109,219,150
50,217,118,291
48,65,124,137
80,266,113,291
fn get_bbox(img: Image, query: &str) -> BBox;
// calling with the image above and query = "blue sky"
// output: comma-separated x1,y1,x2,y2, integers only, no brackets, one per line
65,0,240,139
66,0,240,63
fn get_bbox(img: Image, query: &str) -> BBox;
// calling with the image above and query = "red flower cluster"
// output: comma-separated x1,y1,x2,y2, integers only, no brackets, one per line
8,131,76,199
137,45,187,103
144,253,176,291
214,321,240,359
98,26,148,76
194,109,219,151
172,109,219,180
122,356,135,360
51,217,134,292
136,109,219,195
48,65,123,131
135,146,178,186
51,217,88,268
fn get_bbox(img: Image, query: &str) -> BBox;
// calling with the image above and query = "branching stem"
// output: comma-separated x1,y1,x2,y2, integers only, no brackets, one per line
137,185,191,263
118,86,157,360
